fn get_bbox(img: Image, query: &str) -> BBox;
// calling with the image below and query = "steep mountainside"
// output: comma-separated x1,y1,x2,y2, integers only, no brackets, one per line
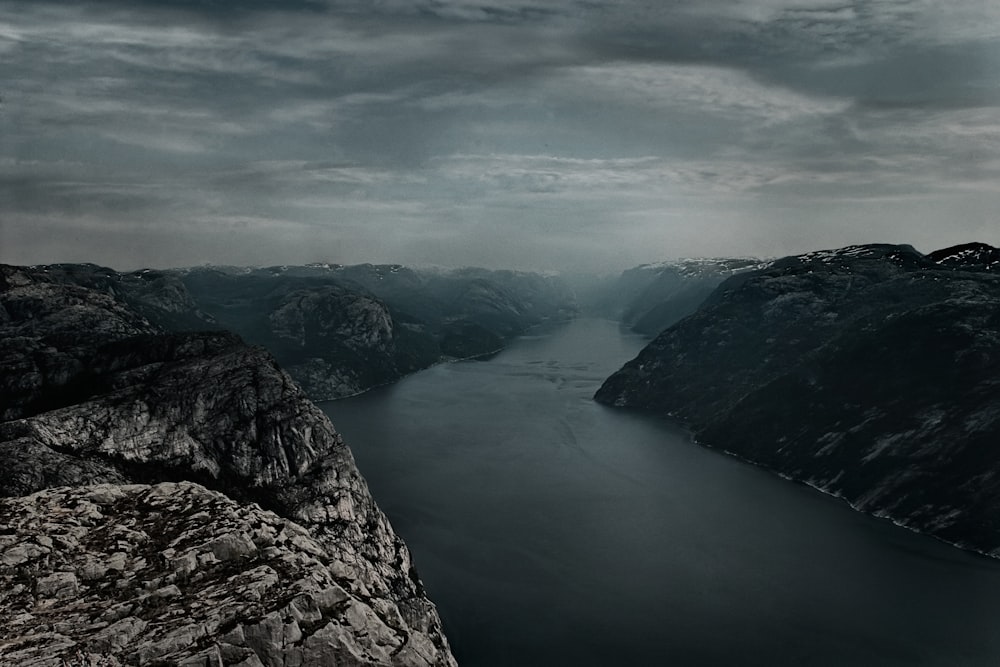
580,258,762,336
178,264,577,398
0,265,456,666
596,243,1000,555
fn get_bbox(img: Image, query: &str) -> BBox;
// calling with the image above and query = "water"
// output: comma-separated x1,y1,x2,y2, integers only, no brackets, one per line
322,318,1000,666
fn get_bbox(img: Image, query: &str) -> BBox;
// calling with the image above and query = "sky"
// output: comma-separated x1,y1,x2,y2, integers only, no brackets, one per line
2,0,999,272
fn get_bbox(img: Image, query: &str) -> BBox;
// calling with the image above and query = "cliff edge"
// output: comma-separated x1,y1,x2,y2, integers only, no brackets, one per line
0,265,456,666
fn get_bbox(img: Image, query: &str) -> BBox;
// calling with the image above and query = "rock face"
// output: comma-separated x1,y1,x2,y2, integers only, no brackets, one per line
596,243,1000,555
266,285,405,399
0,482,440,667
0,267,163,422
14,263,219,332
0,265,456,666
178,263,577,399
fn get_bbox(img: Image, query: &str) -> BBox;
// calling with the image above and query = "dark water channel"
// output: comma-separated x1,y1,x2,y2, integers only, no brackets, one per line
323,318,1000,666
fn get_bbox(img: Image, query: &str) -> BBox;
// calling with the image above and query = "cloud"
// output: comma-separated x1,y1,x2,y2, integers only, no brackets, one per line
552,62,849,122
2,0,1000,271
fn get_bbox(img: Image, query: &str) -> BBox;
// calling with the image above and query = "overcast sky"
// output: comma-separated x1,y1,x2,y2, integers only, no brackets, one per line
2,0,999,272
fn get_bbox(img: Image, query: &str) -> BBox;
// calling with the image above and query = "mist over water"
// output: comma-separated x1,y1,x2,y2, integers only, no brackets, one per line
324,318,1000,666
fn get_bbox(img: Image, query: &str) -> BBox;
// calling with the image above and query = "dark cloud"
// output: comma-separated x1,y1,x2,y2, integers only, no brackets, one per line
7,0,328,16
2,0,999,271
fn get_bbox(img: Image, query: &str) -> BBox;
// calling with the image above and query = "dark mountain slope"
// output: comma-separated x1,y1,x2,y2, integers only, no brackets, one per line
573,258,763,336
596,243,1000,555
617,259,764,335
15,262,219,331
178,264,577,399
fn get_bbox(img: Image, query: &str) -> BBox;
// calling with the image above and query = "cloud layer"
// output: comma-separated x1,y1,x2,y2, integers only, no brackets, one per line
2,0,999,270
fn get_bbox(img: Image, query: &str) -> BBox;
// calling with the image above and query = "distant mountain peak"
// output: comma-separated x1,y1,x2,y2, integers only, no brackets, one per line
758,243,931,275
789,243,920,263
928,242,1000,271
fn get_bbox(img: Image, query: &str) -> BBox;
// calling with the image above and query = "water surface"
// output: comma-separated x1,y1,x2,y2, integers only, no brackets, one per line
324,318,1000,666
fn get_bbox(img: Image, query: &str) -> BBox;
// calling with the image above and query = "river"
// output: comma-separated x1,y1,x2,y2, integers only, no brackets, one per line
322,318,1000,666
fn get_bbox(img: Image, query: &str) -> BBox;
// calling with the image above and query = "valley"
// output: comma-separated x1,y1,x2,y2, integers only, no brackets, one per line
3,242,1000,665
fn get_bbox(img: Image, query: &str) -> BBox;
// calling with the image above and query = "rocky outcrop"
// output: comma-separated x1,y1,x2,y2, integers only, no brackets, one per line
0,482,439,667
270,287,394,350
596,243,1000,555
177,267,441,400
0,265,456,666
266,286,409,399
16,263,218,332
0,266,160,422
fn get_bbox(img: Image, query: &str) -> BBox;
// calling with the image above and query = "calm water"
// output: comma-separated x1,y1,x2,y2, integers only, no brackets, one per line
323,318,1000,666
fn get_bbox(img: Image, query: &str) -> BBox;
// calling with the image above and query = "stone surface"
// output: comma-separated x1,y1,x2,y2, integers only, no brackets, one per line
0,265,456,666
18,263,219,332
597,243,1000,555
0,482,444,666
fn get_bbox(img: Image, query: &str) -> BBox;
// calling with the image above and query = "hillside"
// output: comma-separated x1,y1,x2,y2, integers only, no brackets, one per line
597,243,1000,555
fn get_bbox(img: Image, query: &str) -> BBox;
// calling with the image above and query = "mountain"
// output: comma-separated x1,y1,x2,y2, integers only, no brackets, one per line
12,263,220,332
596,243,1000,556
575,258,763,336
1,482,440,666
617,258,764,335
177,264,578,399
0,264,457,666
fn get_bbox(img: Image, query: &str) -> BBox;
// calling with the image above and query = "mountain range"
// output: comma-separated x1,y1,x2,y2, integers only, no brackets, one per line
597,242,1000,555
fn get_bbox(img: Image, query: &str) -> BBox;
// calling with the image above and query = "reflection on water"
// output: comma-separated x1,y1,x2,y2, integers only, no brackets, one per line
324,318,1000,667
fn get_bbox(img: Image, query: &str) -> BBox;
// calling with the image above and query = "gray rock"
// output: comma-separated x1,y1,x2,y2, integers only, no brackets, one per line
208,533,257,561
3,542,48,567
0,267,457,666
0,482,454,667
88,617,148,653
36,572,79,599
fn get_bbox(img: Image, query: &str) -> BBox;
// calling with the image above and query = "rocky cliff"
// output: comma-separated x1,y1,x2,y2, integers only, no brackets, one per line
14,263,219,332
0,265,456,666
596,243,1000,555
178,264,577,399
1,482,439,666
